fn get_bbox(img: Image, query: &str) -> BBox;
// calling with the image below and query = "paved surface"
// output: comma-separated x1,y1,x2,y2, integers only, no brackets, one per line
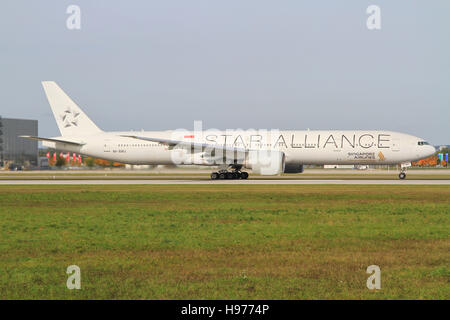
1,179,449,185
1,168,449,175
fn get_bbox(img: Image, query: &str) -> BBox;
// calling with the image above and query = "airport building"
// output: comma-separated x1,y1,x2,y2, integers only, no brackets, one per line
0,116,38,168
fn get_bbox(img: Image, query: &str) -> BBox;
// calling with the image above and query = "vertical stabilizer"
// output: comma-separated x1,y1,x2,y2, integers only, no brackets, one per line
41,81,102,136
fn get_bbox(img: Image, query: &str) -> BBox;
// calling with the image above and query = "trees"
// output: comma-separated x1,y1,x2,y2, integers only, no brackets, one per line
84,157,95,168
412,155,438,167
55,156,66,167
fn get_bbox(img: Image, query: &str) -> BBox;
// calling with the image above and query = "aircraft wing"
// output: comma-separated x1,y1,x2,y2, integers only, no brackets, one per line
20,135,85,146
120,135,247,153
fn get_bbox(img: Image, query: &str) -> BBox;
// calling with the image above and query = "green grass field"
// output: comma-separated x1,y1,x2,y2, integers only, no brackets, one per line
0,185,449,299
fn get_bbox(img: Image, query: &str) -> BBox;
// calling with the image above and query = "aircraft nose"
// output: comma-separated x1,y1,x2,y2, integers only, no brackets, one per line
426,145,437,157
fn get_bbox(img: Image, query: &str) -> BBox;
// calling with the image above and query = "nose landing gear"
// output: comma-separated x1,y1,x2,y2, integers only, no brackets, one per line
398,162,411,180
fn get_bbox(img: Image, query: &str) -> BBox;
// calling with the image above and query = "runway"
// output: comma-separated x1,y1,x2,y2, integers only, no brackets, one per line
1,179,450,185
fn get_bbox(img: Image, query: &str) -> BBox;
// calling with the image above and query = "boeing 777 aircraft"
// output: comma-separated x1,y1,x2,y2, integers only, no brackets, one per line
22,82,436,179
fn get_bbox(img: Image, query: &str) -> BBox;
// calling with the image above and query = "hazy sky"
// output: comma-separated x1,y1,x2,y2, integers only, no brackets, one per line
1,1,449,144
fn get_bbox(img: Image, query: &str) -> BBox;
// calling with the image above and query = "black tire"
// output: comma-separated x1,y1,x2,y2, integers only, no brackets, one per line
241,172,249,179
219,173,226,179
226,172,233,179
210,172,219,180
232,172,239,179
399,172,406,180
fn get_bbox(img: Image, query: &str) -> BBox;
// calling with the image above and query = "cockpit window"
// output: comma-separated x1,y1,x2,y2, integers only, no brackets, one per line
418,141,429,146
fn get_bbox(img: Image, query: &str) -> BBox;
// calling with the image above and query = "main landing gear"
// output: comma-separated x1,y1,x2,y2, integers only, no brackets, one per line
210,170,249,180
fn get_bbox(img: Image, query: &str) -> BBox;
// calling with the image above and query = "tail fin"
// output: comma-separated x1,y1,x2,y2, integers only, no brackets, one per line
41,81,102,136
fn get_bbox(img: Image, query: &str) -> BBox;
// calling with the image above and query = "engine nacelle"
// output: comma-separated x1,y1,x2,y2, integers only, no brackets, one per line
284,163,304,173
243,150,285,175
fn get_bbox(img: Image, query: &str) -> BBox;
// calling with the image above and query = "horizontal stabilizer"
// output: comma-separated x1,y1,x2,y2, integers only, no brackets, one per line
19,135,85,146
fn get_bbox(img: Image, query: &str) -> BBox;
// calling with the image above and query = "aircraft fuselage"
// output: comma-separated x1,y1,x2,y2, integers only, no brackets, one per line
46,129,436,166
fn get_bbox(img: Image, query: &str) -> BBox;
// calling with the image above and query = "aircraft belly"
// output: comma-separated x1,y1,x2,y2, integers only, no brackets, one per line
79,144,172,165
116,148,173,165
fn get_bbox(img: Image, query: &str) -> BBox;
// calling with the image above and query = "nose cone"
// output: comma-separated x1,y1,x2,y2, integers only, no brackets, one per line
425,145,437,158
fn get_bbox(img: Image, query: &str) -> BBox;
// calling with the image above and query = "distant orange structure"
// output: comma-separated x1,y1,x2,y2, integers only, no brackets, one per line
86,157,125,168
412,155,439,167
46,152,124,168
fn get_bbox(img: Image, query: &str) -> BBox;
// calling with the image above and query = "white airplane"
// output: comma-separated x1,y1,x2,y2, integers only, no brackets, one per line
22,81,436,180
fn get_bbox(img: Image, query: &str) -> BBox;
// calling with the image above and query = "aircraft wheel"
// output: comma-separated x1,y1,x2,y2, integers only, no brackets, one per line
399,172,406,180
241,172,249,179
211,172,219,180
219,173,226,179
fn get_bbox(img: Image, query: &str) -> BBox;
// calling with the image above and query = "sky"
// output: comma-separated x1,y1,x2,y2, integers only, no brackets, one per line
0,1,449,145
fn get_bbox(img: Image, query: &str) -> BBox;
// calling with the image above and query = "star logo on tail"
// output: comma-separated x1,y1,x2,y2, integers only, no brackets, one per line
60,107,80,128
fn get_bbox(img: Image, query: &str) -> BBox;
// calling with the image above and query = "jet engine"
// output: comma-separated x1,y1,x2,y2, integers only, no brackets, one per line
283,163,304,173
243,150,285,175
